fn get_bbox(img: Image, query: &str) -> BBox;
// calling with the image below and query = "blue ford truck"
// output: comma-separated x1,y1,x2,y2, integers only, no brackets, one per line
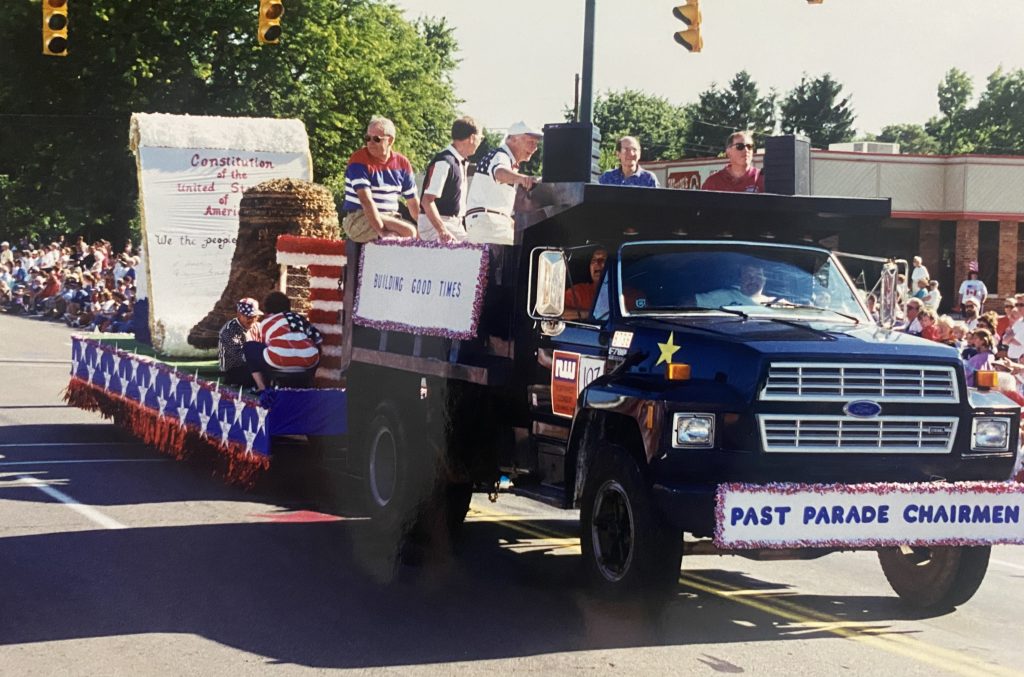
333,182,1023,609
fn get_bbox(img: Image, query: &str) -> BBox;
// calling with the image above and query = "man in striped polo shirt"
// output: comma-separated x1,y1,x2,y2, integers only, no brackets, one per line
341,116,419,243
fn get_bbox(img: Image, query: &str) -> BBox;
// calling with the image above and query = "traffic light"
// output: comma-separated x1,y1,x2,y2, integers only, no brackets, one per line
672,1,702,53
42,0,69,57
258,0,283,45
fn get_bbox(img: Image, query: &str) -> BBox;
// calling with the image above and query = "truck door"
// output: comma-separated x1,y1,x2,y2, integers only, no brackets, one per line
527,249,610,497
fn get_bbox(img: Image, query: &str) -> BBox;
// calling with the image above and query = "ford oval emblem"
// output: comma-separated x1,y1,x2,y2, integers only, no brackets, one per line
844,400,882,418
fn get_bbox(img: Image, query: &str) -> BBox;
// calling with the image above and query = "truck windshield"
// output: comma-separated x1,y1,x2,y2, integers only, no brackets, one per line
617,241,869,323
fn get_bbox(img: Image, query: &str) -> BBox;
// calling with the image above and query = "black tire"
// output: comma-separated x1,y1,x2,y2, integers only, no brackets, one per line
580,444,683,597
877,545,991,610
444,482,473,535
362,401,439,542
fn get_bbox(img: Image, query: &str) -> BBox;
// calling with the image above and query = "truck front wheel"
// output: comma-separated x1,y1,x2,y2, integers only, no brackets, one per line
580,445,683,597
877,545,991,610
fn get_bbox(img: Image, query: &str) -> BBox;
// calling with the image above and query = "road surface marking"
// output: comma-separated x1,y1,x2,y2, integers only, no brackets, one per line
473,504,1021,677
13,474,127,530
0,459,165,467
0,442,137,448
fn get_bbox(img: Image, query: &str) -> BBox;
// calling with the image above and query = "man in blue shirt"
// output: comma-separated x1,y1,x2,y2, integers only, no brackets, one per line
598,136,659,187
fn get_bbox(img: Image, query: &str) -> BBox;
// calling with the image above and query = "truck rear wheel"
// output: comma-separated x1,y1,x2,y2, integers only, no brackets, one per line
580,445,682,597
877,545,991,610
363,401,439,544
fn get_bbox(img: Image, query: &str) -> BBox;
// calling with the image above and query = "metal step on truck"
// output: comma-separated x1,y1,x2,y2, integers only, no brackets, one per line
327,182,1024,610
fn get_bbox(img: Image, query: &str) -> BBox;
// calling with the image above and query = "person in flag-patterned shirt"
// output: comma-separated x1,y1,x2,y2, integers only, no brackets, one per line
244,291,322,392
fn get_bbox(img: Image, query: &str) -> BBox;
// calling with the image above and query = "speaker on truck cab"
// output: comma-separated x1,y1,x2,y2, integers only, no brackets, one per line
541,122,601,183
764,134,810,196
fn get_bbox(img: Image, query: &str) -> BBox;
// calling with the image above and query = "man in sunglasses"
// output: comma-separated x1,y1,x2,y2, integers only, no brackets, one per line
341,116,419,243
464,121,542,246
701,131,766,193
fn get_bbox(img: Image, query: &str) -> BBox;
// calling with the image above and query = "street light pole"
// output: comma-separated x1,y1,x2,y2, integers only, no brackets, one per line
579,0,596,124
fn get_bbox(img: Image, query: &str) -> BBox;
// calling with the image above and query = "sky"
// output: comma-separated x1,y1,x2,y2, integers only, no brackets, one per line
394,0,1024,138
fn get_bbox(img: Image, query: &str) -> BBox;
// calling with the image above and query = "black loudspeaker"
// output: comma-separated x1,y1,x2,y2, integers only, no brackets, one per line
541,122,601,183
764,135,810,195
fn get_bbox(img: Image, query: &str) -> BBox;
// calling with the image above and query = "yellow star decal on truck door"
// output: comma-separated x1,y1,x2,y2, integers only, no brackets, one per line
656,331,681,366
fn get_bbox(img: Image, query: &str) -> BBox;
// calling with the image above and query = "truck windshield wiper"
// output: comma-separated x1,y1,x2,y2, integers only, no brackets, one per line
634,305,749,320
761,301,861,324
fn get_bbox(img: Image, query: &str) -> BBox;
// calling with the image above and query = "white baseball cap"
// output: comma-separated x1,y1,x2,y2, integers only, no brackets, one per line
506,121,542,138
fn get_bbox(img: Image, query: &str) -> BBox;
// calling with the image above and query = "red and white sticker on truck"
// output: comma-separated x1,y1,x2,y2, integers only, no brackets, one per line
551,350,605,418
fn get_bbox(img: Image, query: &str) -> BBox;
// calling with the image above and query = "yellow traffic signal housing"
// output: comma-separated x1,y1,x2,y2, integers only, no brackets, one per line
259,0,284,45
42,0,69,57
672,0,702,53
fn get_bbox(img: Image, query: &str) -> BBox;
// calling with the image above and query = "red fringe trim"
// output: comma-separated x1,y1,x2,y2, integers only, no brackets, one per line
276,234,346,256
63,377,269,488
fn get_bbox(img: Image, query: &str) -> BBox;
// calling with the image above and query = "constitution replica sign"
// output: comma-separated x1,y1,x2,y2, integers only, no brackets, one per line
130,113,312,355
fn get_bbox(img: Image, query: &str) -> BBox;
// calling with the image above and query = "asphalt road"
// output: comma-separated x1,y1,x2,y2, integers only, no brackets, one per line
1,312,1023,676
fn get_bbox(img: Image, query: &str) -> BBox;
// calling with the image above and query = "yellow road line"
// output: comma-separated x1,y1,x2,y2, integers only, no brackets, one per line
472,504,1021,677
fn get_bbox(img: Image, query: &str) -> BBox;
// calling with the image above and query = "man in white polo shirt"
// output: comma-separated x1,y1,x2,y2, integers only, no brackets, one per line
464,121,542,246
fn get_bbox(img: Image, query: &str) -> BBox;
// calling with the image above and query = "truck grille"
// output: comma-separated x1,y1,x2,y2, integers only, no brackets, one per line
760,362,959,403
758,415,958,453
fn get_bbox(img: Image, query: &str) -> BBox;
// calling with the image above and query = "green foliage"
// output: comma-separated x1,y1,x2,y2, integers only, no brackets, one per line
874,124,940,155
973,68,1024,155
925,68,977,154
924,67,1024,156
779,73,856,148
566,89,689,168
0,0,459,244
683,71,776,157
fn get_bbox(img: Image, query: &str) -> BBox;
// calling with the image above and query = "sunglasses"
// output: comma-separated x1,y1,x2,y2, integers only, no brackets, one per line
364,134,391,143
1015,303,1024,308
732,142,754,151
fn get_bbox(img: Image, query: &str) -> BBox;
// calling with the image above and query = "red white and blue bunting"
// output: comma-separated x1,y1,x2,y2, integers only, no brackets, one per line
65,336,271,485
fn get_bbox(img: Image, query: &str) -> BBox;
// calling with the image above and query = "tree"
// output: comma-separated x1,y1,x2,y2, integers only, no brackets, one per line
779,73,856,148
683,71,776,157
874,124,940,155
564,89,688,169
972,67,1024,155
0,0,459,244
925,68,977,154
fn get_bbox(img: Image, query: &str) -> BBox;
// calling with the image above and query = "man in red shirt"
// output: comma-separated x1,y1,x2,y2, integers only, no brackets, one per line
564,248,607,318
702,131,765,193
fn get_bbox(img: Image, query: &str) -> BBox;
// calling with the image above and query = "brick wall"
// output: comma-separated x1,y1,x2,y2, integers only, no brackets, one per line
998,220,1019,300
954,220,979,308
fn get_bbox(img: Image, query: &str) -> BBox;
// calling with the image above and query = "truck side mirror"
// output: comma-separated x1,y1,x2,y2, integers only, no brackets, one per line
530,249,567,318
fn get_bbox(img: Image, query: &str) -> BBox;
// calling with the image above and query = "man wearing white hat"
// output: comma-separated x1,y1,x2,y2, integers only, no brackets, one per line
464,121,542,246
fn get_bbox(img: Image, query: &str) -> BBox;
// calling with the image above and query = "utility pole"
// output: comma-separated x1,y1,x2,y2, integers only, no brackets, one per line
579,0,596,124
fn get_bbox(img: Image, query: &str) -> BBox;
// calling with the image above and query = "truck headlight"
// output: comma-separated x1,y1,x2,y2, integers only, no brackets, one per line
673,413,715,448
971,417,1010,451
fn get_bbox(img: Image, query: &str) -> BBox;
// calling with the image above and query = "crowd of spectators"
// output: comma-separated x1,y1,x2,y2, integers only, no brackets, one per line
871,256,1024,403
0,236,138,333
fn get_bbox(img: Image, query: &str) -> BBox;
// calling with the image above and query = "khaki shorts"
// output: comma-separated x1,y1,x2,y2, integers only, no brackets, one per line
464,211,514,246
342,210,380,243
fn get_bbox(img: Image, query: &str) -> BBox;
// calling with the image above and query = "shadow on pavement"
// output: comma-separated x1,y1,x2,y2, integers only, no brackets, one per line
0,515,924,668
